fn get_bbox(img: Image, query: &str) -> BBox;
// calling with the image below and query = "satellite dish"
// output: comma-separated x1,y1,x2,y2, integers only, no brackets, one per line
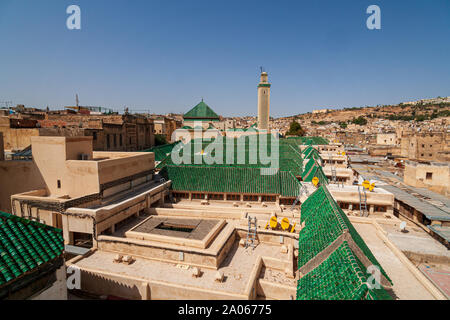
399,221,407,232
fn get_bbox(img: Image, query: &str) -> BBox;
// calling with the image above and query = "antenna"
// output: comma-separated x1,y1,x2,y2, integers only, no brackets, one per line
76,94,79,107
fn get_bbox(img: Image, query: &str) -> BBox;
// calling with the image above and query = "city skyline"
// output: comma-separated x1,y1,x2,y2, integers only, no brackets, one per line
0,0,449,117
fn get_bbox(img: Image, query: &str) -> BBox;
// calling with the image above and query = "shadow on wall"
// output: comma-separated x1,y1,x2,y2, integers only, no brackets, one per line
0,159,47,212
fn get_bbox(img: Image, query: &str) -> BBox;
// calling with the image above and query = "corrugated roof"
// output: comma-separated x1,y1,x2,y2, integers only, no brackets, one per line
380,185,450,221
428,225,450,243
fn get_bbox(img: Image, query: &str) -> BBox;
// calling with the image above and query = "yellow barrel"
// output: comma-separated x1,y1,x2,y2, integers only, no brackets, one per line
312,177,319,187
269,216,278,229
280,217,290,231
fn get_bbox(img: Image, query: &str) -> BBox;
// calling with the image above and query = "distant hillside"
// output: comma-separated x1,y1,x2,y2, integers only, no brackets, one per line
277,101,450,123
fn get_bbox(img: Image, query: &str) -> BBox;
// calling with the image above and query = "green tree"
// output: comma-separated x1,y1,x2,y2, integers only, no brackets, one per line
351,116,368,126
339,122,347,129
155,134,167,146
286,121,305,136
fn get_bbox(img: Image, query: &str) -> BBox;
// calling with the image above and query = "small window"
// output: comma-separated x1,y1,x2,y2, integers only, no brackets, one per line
93,132,97,141
429,153,432,157
422,144,425,148
421,154,424,157
57,180,61,189
426,172,433,180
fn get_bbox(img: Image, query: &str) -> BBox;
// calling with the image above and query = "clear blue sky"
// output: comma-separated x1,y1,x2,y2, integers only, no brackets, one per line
0,0,449,117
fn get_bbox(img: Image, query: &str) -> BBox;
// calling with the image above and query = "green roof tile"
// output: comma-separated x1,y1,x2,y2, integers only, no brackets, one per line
184,101,220,120
298,186,391,284
142,142,181,162
0,211,64,287
297,241,392,300
286,136,329,145
158,137,303,177
301,158,328,184
161,165,301,197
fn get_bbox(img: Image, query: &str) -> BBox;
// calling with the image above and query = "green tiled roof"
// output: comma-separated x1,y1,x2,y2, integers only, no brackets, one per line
159,137,303,176
302,146,322,161
297,241,392,300
301,158,328,184
279,143,303,176
160,165,301,197
286,136,329,145
184,101,220,120
142,142,181,162
0,211,64,287
298,186,391,284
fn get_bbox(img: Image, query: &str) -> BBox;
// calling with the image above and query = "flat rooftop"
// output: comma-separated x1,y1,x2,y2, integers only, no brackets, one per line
131,217,220,241
72,240,290,296
353,221,436,300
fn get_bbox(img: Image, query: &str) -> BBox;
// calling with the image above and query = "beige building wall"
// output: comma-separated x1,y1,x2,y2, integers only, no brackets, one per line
0,160,46,212
404,161,450,196
377,133,398,145
400,132,446,161
31,136,97,197
30,136,156,198
0,126,40,151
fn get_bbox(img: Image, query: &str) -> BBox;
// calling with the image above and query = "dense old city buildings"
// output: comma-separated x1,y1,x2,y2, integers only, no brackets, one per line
0,72,448,301
152,117,182,143
0,109,156,153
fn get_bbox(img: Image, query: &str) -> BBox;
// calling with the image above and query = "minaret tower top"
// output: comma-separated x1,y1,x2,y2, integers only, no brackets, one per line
258,72,270,87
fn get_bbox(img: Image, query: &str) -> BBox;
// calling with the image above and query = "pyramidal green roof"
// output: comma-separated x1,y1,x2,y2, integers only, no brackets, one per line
184,101,220,120
0,211,64,288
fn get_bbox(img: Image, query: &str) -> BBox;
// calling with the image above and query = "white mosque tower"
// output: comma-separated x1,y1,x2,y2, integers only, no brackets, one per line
257,70,271,130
